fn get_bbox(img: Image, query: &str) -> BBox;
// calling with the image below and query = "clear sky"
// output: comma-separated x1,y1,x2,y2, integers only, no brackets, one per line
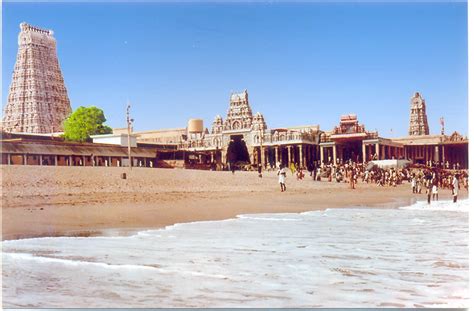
2,1,468,137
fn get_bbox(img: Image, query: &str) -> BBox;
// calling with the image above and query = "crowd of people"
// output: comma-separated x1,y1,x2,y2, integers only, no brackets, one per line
274,159,468,203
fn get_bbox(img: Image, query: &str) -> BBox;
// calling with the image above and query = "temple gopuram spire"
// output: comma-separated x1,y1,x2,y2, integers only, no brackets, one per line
2,22,72,133
408,92,430,136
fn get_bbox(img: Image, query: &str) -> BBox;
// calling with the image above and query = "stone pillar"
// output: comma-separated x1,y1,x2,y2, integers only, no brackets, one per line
434,145,440,162
54,155,58,166
262,147,267,167
375,143,380,160
108,156,112,167
287,146,291,167
69,155,73,166
320,146,324,164
82,156,86,166
332,144,337,165
275,147,280,166
362,143,366,163
211,152,214,163
381,145,385,160
298,145,303,167
23,154,27,165
7,154,11,165
39,155,43,166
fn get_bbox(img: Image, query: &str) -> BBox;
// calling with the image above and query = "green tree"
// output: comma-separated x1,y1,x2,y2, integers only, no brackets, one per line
63,106,113,142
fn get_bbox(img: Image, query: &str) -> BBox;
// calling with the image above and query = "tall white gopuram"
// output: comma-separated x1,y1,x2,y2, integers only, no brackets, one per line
2,23,72,133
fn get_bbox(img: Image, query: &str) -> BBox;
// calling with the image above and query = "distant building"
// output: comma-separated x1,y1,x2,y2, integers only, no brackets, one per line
114,127,186,145
2,23,72,134
91,133,138,147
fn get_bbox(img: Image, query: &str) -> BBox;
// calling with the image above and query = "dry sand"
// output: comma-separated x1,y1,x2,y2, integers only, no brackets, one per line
1,166,466,240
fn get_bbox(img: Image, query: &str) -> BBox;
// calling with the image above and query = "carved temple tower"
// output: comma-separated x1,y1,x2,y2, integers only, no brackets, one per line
408,92,430,136
2,23,72,133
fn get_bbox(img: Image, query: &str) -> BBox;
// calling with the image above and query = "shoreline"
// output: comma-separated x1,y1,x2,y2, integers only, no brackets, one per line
3,197,418,242
1,166,467,241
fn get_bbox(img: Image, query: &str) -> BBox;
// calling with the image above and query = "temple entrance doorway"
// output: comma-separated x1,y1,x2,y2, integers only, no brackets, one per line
341,141,362,163
226,135,250,166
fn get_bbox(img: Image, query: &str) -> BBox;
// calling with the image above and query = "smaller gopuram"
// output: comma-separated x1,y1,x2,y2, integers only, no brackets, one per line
408,92,430,136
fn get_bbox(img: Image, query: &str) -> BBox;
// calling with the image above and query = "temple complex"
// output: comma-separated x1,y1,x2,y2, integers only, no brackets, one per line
124,90,468,169
1,89,468,169
0,23,468,170
2,23,71,133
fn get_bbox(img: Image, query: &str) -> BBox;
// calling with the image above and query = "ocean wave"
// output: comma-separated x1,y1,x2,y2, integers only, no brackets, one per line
237,214,302,221
399,199,469,212
3,252,161,271
3,252,231,280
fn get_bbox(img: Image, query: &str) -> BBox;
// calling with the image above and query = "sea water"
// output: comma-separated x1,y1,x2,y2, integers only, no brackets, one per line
2,199,469,308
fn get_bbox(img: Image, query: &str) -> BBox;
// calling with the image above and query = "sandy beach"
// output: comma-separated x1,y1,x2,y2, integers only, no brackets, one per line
1,166,466,240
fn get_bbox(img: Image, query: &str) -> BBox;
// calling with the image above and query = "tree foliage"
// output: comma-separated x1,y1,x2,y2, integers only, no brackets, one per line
63,106,113,142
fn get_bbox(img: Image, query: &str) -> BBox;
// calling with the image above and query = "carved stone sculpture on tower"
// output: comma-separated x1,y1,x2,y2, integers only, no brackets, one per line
408,92,430,136
2,22,72,133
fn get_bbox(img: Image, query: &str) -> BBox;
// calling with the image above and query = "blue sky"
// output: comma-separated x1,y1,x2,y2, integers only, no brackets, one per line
2,1,468,137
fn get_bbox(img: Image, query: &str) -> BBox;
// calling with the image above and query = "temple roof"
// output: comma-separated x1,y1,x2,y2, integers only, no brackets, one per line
230,90,248,102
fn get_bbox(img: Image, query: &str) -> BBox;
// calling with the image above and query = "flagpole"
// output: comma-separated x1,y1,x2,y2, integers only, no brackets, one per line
126,101,133,170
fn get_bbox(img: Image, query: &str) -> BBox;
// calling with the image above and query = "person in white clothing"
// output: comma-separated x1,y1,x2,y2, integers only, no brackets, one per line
432,183,438,201
452,174,459,203
277,165,287,192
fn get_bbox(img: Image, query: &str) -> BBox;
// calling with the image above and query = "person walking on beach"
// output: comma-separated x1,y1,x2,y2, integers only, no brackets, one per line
277,165,287,192
452,174,459,203
427,180,432,204
349,168,355,189
312,163,317,181
290,162,296,175
432,182,438,201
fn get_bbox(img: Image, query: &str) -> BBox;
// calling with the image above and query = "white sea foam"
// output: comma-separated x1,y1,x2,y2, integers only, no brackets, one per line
399,198,470,212
2,201,468,308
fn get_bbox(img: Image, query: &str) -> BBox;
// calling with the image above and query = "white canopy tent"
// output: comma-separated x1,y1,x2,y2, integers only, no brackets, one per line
368,159,412,170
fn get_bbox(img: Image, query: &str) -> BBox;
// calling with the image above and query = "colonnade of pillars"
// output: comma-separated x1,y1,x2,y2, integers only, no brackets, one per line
252,144,318,168
362,144,404,162
406,145,441,163
319,143,405,165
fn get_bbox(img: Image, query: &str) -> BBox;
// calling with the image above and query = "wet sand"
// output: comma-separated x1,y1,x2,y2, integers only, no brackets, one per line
1,166,466,240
